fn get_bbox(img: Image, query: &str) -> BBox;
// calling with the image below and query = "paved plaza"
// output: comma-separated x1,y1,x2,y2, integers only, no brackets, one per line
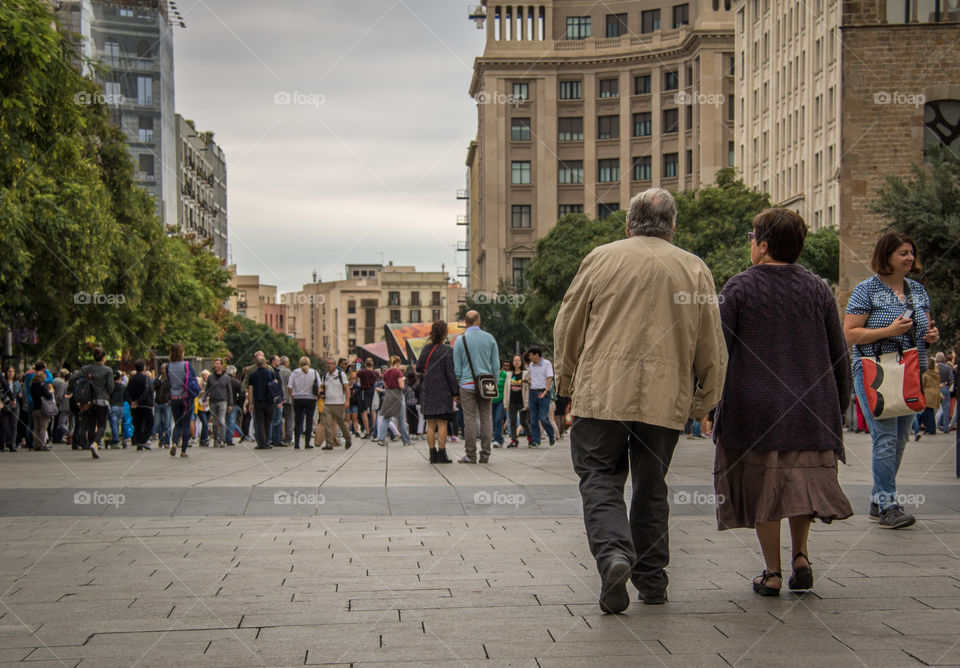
0,431,958,666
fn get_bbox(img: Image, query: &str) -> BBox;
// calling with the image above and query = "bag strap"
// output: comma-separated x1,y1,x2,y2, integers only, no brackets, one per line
460,334,479,386
423,344,439,373
857,280,920,359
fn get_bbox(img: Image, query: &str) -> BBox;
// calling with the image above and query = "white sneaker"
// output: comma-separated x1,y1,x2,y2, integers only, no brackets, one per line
90,442,100,459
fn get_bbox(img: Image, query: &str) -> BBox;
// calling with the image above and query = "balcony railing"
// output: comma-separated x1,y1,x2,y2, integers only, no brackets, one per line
457,241,469,252
456,189,469,199
456,215,469,226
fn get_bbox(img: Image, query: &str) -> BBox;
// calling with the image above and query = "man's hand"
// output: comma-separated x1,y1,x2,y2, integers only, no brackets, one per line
538,391,547,399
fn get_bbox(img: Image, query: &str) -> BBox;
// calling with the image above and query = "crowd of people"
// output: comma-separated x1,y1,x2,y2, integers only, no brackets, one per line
0,337,576,461
553,187,949,615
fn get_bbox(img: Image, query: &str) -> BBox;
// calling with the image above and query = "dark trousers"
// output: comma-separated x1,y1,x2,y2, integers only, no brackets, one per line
282,403,293,442
1,410,16,449
85,405,109,447
72,410,87,448
170,399,192,452
570,416,680,593
406,405,419,436
254,401,274,448
292,398,315,447
132,406,154,446
508,403,530,441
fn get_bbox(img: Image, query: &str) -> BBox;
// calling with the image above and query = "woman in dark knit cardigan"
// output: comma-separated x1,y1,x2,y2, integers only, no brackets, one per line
713,208,853,596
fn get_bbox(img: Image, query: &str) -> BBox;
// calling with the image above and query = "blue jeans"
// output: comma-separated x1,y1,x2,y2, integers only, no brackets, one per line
492,401,506,444
854,368,913,511
938,388,951,431
155,404,172,445
109,405,124,444
528,390,555,444
196,411,210,444
225,405,238,445
270,402,282,444
170,399,192,452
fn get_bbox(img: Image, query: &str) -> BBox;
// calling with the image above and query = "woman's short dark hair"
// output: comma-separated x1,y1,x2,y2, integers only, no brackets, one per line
169,343,185,362
134,359,145,372
752,208,808,263
34,361,45,372
871,230,922,275
429,320,448,345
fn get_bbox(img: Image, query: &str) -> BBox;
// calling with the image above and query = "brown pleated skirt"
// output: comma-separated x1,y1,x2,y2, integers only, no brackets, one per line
713,444,854,530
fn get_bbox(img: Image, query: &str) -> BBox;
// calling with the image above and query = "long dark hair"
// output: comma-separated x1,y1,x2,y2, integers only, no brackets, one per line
429,320,447,345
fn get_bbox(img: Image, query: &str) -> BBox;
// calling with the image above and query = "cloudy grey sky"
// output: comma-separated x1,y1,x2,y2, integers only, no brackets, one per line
172,1,486,292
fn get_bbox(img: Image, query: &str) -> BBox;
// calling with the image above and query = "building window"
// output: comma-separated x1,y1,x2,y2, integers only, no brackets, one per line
410,309,421,322
137,76,152,106
410,292,420,306
348,300,356,314
347,318,357,330
512,83,529,100
597,115,619,139
558,160,584,184
632,112,652,137
634,74,651,95
511,117,531,141
559,204,584,216
641,9,661,32
431,291,442,306
105,81,122,101
513,257,531,287
558,117,584,141
606,13,628,37
511,204,532,228
597,202,620,219
388,291,400,306
390,309,401,323
138,116,153,143
511,161,531,184
598,159,620,182
663,152,679,177
673,3,690,27
633,156,652,180
432,309,441,322
559,80,582,100
664,71,679,90
565,16,591,39
686,105,694,130
663,108,679,133
599,78,619,98
728,141,735,166
924,99,960,159
686,149,693,172
139,153,154,177
119,7,134,17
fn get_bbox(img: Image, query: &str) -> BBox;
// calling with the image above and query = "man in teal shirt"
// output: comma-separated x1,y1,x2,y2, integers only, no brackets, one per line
452,310,500,463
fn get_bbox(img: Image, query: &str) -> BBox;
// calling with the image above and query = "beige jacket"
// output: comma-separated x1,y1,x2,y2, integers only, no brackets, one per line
554,236,728,430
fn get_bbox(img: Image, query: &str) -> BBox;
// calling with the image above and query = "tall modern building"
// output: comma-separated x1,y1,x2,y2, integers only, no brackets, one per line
465,0,736,292
175,114,228,261
733,0,840,230
58,0,180,227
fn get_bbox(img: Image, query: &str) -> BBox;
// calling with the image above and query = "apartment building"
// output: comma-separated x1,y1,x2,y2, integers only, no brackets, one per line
465,0,736,292
227,266,282,333
175,114,228,260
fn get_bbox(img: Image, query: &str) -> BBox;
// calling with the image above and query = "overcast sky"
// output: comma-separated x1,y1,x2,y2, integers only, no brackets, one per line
172,1,486,293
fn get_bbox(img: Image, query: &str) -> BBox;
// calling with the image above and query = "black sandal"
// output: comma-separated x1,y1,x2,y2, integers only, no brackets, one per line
789,552,814,591
753,570,782,596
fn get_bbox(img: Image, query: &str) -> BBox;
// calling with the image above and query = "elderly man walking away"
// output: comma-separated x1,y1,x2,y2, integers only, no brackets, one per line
554,188,727,614
453,310,500,464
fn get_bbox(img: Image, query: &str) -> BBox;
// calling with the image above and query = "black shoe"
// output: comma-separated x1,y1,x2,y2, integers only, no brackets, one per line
639,589,667,605
869,502,881,521
255,445,273,450
549,437,555,446
429,448,437,463
345,441,352,450
788,553,813,590
305,444,314,449
479,456,489,464
598,556,631,614
753,570,782,596
435,449,452,463
879,504,916,529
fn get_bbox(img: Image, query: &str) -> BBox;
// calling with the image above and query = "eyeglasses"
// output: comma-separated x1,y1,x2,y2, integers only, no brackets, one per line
747,232,757,241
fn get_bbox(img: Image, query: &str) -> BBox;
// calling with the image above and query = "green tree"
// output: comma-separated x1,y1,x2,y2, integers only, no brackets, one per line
222,315,308,371
457,279,531,358
798,225,840,285
673,168,771,290
872,151,960,346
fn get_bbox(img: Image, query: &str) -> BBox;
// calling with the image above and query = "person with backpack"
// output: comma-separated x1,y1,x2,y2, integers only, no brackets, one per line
403,369,420,440
29,362,56,451
287,356,321,449
125,360,154,451
166,343,200,458
203,359,232,448
80,347,114,459
322,357,354,449
246,355,276,450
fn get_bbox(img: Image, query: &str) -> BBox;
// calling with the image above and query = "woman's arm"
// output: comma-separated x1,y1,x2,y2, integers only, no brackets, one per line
843,312,911,346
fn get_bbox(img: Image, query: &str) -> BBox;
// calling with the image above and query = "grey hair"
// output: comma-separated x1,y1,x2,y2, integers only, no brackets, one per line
225,365,237,376
626,188,677,239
